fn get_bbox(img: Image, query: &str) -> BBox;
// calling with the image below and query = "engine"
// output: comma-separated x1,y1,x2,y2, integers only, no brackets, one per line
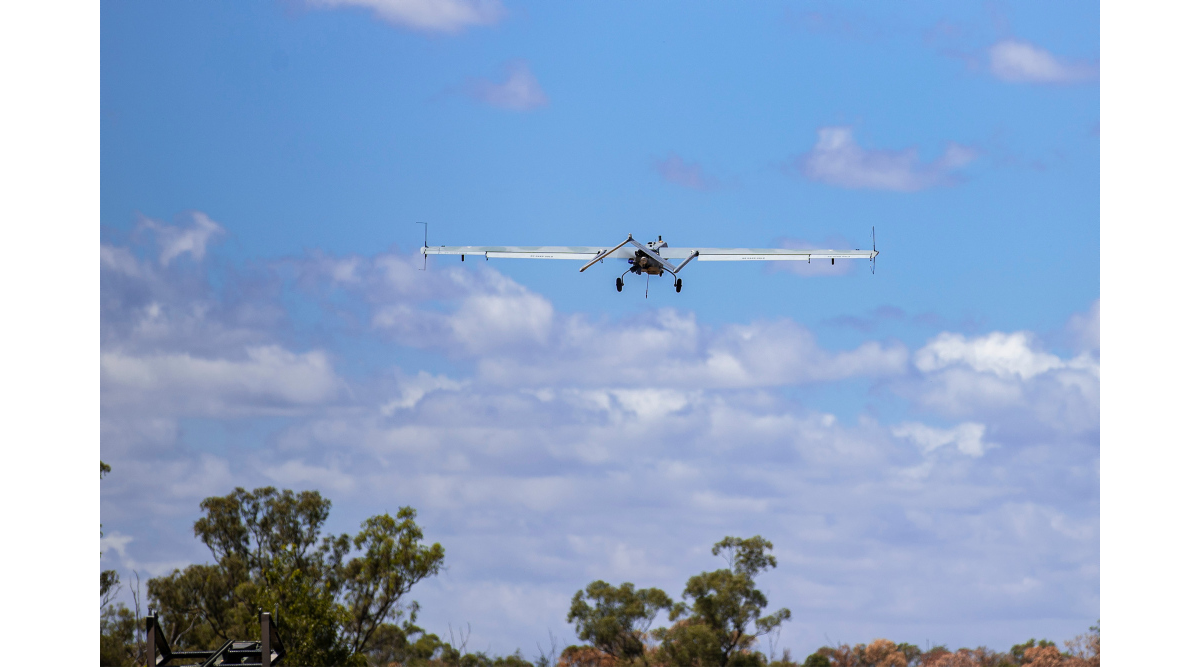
628,237,669,275
629,252,665,275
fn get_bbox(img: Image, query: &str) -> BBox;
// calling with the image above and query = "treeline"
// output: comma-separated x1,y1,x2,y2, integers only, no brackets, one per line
99,480,1098,667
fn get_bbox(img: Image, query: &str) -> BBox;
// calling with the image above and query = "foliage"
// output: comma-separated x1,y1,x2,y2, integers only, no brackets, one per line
800,625,1100,667
119,486,443,666
100,602,141,667
654,536,791,667
102,496,1101,667
362,621,443,666
558,645,618,667
258,546,360,667
361,623,536,667
567,581,674,663
801,653,831,667
343,507,446,654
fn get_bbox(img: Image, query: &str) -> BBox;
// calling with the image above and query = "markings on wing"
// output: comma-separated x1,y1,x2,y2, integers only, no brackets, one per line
424,245,877,261
660,248,877,261
424,245,608,258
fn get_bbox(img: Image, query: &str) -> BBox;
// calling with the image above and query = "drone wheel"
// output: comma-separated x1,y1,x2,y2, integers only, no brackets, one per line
616,277,623,292
675,278,682,293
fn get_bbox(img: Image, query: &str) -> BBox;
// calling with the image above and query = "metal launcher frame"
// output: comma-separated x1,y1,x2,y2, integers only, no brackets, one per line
144,612,285,666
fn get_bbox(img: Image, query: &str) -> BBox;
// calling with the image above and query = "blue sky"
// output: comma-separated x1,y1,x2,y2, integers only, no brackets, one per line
100,0,1098,658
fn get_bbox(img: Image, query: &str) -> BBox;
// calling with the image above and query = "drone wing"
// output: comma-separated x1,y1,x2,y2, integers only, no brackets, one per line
423,245,614,260
422,238,880,274
657,247,878,262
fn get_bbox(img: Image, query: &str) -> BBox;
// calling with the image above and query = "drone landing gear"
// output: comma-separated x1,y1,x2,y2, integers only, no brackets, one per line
615,271,681,295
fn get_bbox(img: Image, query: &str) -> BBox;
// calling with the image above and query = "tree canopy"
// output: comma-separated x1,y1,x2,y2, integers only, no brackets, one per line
568,581,674,663
101,486,445,666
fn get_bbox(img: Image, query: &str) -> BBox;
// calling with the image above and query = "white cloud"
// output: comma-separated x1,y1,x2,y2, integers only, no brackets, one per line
381,370,466,415
100,531,134,563
796,127,976,191
914,331,1065,380
892,421,991,457
100,244,144,277
449,285,555,352
308,0,504,33
347,255,907,388
99,228,1098,655
904,329,1099,437
468,61,548,111
465,312,909,389
139,211,225,266
102,345,342,416
989,39,1097,84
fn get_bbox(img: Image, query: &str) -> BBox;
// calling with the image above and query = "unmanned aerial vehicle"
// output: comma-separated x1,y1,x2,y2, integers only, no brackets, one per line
421,230,878,294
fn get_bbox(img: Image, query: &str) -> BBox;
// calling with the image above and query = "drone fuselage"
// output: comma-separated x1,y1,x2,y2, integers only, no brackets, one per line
629,250,666,276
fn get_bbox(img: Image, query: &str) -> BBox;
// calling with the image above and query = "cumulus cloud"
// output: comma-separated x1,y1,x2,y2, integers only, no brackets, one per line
902,330,1099,438
100,217,1098,654
915,331,1069,380
795,127,976,191
989,39,1098,84
308,0,505,33
102,346,343,416
467,61,548,111
654,154,722,191
323,252,907,387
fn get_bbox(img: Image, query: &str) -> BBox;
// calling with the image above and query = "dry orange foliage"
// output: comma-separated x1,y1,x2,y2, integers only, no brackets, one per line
808,627,1098,667
862,639,908,667
559,645,619,667
921,649,996,667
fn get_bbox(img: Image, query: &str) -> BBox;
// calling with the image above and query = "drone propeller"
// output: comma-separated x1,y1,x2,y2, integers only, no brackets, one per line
416,222,428,271
871,226,876,275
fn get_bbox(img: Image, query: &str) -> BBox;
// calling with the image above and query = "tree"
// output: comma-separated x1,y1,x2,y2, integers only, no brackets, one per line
800,654,830,667
146,486,444,666
257,546,357,666
343,507,446,655
567,581,674,664
361,620,443,667
656,536,792,667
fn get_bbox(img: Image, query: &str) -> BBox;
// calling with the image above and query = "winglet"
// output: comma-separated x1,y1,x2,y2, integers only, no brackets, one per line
871,226,877,274
416,222,428,270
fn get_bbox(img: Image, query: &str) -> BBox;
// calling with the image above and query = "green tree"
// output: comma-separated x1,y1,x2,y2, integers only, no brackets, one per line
343,507,446,655
657,536,791,667
799,654,829,667
567,581,675,664
361,621,446,667
257,546,358,667
146,486,444,666
100,603,141,667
